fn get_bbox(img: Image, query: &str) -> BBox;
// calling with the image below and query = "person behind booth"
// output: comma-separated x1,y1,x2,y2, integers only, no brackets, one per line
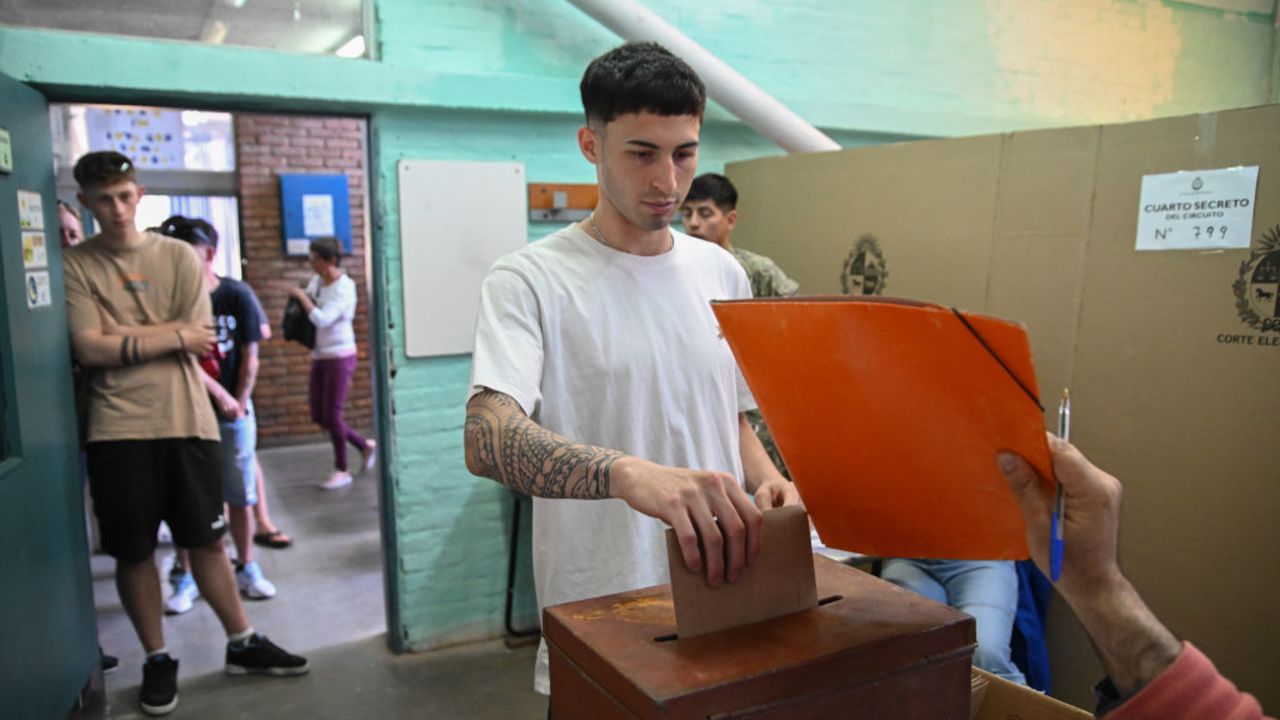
463,42,801,697
63,151,308,716
287,236,376,490
680,172,798,300
999,437,1271,720
880,557,1026,684
680,172,798,478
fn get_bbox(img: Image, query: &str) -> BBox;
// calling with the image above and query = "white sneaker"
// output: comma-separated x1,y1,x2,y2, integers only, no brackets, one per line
359,441,378,475
235,561,277,600
165,572,199,615
320,471,352,490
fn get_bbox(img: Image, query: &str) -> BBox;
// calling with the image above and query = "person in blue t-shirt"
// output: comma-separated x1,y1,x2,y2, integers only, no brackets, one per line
160,216,279,611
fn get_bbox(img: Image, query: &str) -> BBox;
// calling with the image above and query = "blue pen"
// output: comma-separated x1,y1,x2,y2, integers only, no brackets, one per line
1051,389,1070,582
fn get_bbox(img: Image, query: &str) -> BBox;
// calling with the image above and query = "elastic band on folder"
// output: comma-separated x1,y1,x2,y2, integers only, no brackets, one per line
950,308,1043,412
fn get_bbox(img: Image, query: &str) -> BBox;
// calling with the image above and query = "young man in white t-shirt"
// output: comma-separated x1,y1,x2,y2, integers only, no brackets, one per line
464,42,801,696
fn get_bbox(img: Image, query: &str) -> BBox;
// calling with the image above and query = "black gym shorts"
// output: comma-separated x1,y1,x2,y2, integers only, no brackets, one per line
86,438,226,563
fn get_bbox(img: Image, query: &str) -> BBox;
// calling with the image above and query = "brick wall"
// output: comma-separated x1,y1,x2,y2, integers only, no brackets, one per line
235,113,373,445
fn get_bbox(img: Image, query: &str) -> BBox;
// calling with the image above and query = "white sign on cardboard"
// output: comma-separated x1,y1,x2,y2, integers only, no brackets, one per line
302,194,335,236
17,189,44,230
25,270,51,309
22,231,47,269
1135,166,1258,251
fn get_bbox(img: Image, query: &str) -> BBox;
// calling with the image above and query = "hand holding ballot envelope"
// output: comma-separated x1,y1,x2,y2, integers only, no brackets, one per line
610,456,764,588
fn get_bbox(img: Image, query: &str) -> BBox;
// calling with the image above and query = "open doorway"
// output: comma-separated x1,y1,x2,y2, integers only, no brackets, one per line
51,106,242,278
51,102,385,709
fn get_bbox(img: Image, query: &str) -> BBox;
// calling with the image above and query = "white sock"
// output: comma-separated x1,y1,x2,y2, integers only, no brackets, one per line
146,647,170,660
228,628,255,645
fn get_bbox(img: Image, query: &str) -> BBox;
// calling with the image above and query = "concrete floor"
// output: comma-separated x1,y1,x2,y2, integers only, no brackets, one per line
91,441,546,719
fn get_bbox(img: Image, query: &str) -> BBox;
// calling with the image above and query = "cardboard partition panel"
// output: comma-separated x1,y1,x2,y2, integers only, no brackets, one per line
726,104,1280,711
971,668,1091,720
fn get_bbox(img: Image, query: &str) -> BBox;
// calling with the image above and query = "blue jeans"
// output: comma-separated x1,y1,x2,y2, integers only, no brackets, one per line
881,558,1026,684
218,402,257,508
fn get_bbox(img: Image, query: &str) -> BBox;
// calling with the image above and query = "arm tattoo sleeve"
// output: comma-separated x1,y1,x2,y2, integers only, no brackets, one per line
465,389,622,499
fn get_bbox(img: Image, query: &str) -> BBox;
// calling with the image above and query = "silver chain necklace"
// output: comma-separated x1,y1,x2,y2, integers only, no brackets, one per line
588,213,674,254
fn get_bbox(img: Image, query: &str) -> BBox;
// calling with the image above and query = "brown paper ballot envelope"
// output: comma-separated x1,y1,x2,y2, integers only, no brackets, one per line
712,296,1055,560
665,505,817,639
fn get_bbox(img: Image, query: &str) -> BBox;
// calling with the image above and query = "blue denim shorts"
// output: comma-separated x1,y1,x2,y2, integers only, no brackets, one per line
218,403,258,508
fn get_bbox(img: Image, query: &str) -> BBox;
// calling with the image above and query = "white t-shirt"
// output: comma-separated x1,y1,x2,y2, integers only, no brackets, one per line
469,224,756,694
305,272,357,359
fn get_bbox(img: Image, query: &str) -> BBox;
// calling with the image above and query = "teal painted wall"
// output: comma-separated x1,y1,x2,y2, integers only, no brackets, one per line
2,0,1277,658
376,0,1278,135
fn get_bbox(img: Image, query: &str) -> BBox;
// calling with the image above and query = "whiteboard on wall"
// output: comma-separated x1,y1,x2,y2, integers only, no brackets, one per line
398,159,527,357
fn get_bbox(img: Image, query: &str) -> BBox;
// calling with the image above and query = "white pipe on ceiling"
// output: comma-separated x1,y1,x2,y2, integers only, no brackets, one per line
566,0,841,154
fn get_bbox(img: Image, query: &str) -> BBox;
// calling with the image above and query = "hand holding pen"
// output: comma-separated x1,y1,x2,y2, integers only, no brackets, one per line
998,433,1126,603
1050,388,1070,581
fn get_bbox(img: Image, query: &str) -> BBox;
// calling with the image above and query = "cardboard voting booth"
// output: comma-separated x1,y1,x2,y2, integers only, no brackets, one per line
545,104,1276,718
726,104,1280,709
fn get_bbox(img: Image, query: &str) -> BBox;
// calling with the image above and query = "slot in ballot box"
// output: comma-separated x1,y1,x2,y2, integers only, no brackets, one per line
545,555,976,719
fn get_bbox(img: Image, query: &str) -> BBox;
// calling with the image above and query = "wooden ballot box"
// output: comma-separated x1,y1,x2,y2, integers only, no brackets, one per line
545,555,976,719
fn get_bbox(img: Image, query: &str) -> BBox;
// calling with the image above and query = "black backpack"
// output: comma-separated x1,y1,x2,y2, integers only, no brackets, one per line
282,296,316,349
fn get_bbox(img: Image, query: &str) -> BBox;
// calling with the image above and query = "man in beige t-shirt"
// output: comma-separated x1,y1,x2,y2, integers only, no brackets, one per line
64,151,308,716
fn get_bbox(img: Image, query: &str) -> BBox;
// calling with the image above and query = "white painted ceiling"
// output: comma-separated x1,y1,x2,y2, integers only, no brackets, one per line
0,0,365,55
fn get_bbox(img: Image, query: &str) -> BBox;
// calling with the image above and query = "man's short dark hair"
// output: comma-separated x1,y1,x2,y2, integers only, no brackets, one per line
580,42,706,126
159,215,219,250
73,151,138,189
685,173,738,212
310,237,342,265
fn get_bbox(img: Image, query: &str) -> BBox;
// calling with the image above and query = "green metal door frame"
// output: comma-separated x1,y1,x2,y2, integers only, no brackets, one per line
16,80,404,654
0,72,100,720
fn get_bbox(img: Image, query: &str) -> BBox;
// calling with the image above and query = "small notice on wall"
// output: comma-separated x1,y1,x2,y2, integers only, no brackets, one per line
0,128,13,174
278,174,351,256
22,231,47,269
17,189,44,230
1135,166,1258,251
25,271,51,309
302,194,335,236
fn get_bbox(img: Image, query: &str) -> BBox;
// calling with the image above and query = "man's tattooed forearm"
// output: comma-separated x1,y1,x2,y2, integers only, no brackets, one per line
464,411,497,474
464,390,621,498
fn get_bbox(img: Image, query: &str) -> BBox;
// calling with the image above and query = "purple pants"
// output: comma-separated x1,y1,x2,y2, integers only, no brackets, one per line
309,354,368,471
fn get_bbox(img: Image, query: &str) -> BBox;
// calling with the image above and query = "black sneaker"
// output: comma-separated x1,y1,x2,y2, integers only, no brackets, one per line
225,633,309,676
100,647,119,674
139,654,178,716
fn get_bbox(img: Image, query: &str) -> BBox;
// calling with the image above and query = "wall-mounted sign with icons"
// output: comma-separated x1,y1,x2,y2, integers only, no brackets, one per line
25,271,51,309
17,189,43,230
0,127,12,174
85,107,184,169
22,231,47,269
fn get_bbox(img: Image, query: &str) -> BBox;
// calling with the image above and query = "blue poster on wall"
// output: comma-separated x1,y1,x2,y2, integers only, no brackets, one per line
279,173,352,256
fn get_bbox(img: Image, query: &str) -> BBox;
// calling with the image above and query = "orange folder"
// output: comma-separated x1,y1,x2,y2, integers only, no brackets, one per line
712,296,1054,560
